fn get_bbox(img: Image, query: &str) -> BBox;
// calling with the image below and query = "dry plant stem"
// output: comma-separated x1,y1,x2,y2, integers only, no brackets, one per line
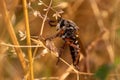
33,0,53,59
59,67,79,80
31,38,78,73
77,72,79,80
1,38,119,79
89,0,105,31
31,38,84,80
0,42,42,48
28,4,44,19
71,71,94,75
39,77,59,80
59,67,73,80
39,0,53,36
89,0,114,63
0,0,27,71
42,1,56,12
33,44,39,57
22,0,34,80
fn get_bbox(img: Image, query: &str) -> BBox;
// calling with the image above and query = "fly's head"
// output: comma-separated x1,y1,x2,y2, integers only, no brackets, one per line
48,17,64,31
48,17,79,32
56,17,66,31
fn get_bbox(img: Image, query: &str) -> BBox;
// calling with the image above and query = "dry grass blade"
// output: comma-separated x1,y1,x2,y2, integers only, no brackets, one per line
89,0,105,31
59,67,75,80
0,0,27,72
22,0,34,79
89,0,115,63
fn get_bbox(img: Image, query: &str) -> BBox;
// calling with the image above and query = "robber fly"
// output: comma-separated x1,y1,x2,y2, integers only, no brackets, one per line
46,17,87,70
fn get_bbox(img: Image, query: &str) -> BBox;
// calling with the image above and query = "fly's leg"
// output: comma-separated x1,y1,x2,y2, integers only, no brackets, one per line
69,46,80,70
73,52,80,66
68,42,81,66
56,42,67,64
74,52,80,70
48,20,57,27
45,29,64,41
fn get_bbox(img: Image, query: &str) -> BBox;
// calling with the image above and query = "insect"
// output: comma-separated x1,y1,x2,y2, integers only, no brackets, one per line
46,17,87,70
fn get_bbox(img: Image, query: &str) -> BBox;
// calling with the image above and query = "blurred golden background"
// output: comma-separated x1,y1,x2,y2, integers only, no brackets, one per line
0,0,120,80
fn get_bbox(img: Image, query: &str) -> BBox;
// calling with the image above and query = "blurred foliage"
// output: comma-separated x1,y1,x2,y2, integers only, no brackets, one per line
95,64,114,80
116,28,120,36
95,57,120,80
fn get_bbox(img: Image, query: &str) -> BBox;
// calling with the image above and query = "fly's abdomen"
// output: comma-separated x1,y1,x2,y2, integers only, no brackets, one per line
69,36,86,67
69,46,80,66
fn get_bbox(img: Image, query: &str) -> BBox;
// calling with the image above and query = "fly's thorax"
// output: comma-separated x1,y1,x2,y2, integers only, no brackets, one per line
56,18,65,31
56,18,79,32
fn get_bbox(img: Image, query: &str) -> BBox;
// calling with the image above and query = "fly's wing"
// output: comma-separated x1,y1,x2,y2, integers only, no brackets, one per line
67,20,79,30
76,37,87,57
67,19,86,57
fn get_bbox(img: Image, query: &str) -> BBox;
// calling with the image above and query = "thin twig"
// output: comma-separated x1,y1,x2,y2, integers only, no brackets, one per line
77,72,79,80
39,0,53,36
89,0,105,31
34,39,78,80
1,38,120,79
39,77,59,80
0,42,42,48
71,71,120,77
32,0,53,64
31,38,81,80
28,3,44,19
71,71,94,76
31,38,78,73
59,67,73,80
37,73,120,80
41,1,57,12
22,0,34,79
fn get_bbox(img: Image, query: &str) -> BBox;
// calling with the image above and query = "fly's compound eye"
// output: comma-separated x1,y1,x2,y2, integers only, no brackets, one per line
56,20,65,30
48,20,57,27
56,23,61,31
